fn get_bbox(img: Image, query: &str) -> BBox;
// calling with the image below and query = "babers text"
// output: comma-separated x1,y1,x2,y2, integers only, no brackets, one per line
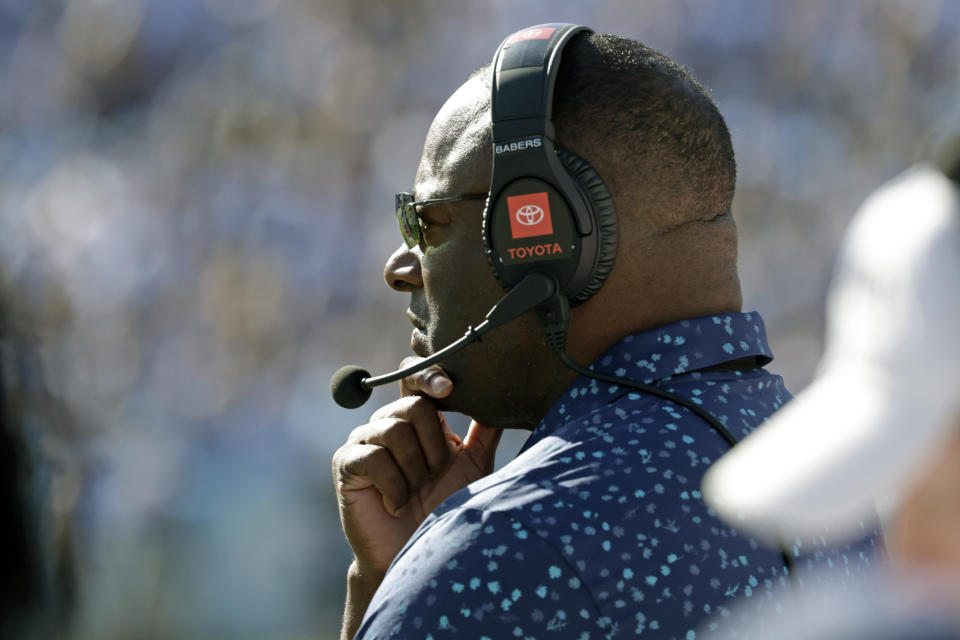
495,137,543,155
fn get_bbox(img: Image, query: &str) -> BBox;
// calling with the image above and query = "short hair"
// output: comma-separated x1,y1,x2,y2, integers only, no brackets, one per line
555,32,735,225
475,32,736,227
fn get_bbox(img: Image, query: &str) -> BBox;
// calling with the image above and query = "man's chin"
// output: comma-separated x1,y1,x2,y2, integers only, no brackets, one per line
431,388,475,423
432,385,538,431
410,328,431,358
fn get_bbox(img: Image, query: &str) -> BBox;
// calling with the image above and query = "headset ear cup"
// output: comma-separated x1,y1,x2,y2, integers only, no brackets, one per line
557,149,618,305
481,194,515,294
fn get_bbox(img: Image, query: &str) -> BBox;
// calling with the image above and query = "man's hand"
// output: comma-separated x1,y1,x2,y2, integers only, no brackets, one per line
332,358,503,582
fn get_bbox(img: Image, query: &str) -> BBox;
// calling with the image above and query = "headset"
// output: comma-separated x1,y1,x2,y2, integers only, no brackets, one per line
483,24,617,310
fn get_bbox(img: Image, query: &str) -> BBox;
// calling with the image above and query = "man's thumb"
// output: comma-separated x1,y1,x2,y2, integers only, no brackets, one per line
462,421,503,471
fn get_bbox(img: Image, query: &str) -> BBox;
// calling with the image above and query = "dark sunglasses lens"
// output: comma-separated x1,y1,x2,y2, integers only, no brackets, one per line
396,203,419,248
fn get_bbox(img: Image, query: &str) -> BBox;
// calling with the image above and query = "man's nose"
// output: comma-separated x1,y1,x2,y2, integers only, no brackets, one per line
384,244,422,292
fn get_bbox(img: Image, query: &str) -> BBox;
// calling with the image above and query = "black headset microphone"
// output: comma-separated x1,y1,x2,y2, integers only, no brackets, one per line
330,22,795,573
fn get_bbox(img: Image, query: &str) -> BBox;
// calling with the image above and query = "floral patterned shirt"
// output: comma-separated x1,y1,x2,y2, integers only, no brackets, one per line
356,312,879,639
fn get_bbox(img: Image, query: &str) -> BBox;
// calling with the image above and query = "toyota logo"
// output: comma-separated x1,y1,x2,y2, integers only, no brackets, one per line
515,204,545,226
521,28,543,39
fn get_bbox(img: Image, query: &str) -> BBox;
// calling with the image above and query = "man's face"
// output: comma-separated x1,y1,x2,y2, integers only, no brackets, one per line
383,78,564,428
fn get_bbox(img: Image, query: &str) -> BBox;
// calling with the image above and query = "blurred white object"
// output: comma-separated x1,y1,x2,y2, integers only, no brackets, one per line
702,164,960,544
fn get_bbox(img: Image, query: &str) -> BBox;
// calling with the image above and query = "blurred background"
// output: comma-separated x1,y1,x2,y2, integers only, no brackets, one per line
1,0,957,637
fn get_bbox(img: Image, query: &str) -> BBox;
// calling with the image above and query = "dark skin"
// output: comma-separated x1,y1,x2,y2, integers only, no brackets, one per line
332,75,742,639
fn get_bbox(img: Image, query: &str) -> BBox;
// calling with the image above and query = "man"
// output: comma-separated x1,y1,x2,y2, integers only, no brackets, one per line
333,27,875,639
701,140,960,638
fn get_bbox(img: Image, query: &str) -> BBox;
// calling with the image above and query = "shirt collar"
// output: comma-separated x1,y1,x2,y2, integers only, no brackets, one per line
522,311,773,451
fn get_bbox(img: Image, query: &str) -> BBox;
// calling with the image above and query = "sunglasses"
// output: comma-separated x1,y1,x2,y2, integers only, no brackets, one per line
395,192,487,249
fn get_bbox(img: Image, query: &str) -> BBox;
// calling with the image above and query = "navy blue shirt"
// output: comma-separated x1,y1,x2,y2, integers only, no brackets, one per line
356,313,878,639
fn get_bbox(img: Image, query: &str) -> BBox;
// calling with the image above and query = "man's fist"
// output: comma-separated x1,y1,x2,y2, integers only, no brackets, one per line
332,360,502,579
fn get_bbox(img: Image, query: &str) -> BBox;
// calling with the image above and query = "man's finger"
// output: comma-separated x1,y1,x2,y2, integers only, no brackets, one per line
462,421,503,475
398,357,453,398
338,443,411,514
363,418,431,491
412,410,455,474
364,397,452,476
386,396,452,473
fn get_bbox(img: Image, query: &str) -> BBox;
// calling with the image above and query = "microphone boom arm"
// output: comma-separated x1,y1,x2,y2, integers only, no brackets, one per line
362,271,559,389
331,272,560,408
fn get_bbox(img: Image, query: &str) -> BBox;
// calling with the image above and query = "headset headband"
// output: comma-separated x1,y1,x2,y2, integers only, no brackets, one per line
491,24,590,142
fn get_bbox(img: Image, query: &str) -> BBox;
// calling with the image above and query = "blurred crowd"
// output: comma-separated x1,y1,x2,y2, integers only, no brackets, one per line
1,0,958,637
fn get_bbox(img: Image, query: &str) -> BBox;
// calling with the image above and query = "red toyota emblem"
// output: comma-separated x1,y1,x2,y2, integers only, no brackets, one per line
507,192,553,239
507,27,556,44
